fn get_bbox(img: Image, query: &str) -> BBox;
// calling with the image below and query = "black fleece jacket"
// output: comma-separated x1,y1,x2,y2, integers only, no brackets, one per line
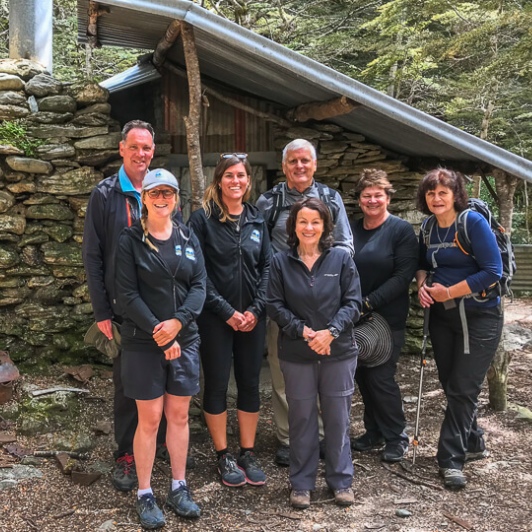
115,221,206,352
267,247,362,363
188,202,270,321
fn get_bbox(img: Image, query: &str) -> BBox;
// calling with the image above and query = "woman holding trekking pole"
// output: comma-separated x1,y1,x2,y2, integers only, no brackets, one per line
415,168,502,490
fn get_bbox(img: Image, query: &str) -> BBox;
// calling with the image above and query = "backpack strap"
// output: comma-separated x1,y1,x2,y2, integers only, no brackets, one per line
315,182,337,222
266,183,286,236
455,209,473,256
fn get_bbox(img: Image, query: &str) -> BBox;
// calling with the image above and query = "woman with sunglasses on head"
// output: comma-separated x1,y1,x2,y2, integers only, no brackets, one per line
116,169,206,529
188,153,270,488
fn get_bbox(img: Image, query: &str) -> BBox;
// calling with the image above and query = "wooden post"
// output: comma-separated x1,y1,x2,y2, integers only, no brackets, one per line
180,22,205,213
486,168,519,411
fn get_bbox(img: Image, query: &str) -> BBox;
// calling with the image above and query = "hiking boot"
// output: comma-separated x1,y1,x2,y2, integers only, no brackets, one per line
290,489,310,509
334,487,355,507
351,433,385,452
275,444,290,467
136,493,165,529
218,453,246,487
382,441,409,463
465,449,490,462
166,485,201,518
112,453,137,492
156,444,196,469
439,468,466,490
237,451,266,486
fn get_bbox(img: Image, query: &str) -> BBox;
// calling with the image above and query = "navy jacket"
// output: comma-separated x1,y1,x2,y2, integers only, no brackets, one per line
267,247,362,363
188,202,270,321
115,221,206,351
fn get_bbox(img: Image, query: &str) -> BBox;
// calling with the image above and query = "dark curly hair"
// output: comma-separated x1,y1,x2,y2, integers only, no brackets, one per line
286,197,334,251
416,168,469,215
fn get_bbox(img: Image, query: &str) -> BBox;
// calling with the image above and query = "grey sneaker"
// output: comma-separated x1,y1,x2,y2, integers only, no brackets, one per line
166,485,201,518
334,487,355,507
136,494,165,529
237,451,266,486
290,489,311,509
218,453,246,487
439,468,466,490
465,449,490,462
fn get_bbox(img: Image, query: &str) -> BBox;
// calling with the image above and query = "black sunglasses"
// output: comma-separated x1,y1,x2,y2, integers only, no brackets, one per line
220,153,248,161
146,189,177,199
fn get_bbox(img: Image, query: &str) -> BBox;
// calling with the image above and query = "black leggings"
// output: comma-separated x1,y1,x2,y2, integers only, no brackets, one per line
429,302,503,469
198,310,266,415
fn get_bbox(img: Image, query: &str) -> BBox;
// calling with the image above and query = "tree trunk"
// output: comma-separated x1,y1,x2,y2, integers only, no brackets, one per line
486,169,519,410
180,21,205,213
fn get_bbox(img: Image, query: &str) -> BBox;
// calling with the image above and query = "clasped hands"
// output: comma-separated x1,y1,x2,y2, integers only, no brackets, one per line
303,325,333,356
226,311,258,332
418,281,450,308
153,318,182,360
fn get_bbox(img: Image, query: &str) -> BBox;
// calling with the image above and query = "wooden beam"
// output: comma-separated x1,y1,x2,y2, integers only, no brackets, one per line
86,1,109,49
180,22,205,212
287,96,359,123
163,60,293,129
153,20,182,67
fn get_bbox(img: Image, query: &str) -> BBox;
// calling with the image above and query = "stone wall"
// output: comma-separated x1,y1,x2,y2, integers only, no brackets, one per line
0,59,425,367
0,60,173,368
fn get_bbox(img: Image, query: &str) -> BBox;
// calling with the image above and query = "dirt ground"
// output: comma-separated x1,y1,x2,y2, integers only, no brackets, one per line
1,298,531,532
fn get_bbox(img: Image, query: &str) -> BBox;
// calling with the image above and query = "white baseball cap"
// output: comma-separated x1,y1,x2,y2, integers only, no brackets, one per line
142,168,179,192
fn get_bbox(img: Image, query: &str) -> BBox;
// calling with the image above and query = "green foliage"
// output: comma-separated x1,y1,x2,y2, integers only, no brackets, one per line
0,120,43,157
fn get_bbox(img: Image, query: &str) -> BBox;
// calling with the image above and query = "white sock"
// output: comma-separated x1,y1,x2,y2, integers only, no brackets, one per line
172,479,186,491
137,487,153,499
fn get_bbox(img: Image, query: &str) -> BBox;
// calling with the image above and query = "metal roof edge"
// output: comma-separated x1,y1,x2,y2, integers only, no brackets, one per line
88,0,532,182
100,62,160,92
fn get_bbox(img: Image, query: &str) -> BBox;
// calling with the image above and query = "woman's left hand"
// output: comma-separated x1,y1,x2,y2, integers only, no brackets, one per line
164,340,181,360
308,329,333,356
153,319,182,347
238,311,257,332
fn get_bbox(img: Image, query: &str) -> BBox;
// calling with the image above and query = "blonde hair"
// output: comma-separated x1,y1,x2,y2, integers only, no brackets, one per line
355,168,395,196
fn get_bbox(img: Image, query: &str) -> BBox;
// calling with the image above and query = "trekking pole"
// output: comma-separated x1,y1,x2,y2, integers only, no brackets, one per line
412,305,430,465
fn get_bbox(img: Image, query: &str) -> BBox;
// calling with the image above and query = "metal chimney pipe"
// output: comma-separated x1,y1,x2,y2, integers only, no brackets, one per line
9,0,53,72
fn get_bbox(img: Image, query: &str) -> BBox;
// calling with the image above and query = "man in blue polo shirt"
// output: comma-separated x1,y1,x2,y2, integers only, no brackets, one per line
83,120,171,491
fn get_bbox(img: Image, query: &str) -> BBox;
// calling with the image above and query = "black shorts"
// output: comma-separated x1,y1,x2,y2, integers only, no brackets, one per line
121,339,200,400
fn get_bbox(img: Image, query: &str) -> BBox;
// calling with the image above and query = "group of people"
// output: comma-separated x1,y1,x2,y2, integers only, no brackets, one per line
83,120,503,528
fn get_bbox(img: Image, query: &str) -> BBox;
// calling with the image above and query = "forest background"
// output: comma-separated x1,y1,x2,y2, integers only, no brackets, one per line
0,0,531,241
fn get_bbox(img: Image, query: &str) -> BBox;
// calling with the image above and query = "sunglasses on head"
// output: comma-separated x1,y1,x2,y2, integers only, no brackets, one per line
146,188,176,199
220,153,248,161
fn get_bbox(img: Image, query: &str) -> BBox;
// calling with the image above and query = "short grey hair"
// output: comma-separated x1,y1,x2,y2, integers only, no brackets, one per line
121,120,155,142
282,139,317,163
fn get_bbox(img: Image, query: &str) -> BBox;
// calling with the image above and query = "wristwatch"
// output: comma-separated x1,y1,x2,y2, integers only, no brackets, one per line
328,326,340,339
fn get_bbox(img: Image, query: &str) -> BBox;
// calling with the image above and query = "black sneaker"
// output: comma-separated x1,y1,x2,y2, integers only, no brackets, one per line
382,441,409,463
218,453,246,487
274,444,290,466
156,444,196,469
439,468,466,490
351,433,385,452
237,451,266,486
136,493,165,529
112,453,137,492
166,485,201,518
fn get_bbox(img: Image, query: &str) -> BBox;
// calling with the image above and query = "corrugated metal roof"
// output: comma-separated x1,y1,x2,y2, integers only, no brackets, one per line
78,0,532,183
100,62,161,92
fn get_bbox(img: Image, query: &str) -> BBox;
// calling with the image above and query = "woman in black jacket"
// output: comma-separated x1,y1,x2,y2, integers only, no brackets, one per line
116,169,206,529
188,154,270,488
267,197,362,510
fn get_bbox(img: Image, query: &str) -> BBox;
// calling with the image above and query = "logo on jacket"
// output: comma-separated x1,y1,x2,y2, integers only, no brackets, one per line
250,229,261,244
175,245,182,256
185,247,196,261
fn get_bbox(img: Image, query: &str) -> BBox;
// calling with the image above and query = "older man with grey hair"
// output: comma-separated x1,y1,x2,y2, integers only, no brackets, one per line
256,138,354,466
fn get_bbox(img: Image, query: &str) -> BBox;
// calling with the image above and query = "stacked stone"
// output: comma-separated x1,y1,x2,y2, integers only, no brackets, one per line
274,124,426,354
0,59,168,367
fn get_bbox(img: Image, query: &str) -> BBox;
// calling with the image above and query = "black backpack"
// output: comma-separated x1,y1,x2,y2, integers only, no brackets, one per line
265,181,335,236
422,197,516,297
